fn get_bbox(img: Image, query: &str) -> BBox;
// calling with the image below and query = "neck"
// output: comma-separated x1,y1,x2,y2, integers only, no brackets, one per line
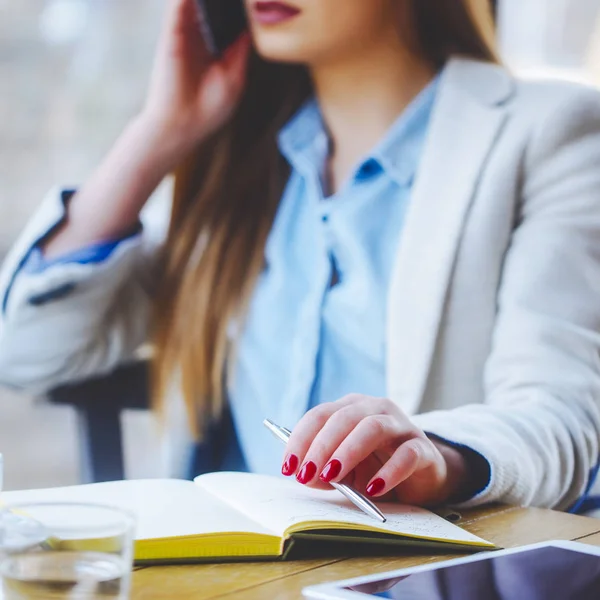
310,40,435,193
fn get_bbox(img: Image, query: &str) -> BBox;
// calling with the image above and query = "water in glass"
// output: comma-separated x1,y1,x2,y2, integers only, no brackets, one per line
1,550,129,599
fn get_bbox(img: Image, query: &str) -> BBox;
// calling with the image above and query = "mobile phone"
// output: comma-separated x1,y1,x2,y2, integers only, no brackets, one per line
195,0,248,57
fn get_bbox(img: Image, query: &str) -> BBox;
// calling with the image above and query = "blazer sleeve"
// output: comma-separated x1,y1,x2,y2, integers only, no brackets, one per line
0,187,163,393
413,85,600,510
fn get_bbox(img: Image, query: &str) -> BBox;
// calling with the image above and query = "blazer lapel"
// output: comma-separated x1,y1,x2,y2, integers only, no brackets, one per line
386,58,514,415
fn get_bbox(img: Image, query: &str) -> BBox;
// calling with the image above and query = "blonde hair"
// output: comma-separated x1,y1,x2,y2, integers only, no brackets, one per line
154,0,499,437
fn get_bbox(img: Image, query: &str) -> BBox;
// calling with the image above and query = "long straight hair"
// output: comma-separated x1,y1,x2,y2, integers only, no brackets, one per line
153,0,499,437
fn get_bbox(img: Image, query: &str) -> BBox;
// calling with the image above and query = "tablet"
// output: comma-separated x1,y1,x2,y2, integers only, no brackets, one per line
303,540,600,599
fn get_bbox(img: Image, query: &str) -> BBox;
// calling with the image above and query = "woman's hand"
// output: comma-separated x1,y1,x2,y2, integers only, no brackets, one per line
282,395,474,506
43,0,251,258
140,0,251,159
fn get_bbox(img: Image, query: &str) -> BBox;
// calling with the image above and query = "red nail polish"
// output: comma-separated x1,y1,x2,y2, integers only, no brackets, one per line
296,461,317,484
320,459,342,483
366,478,386,497
282,454,299,477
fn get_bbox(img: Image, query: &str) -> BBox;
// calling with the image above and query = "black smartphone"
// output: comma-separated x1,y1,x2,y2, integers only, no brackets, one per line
195,0,248,57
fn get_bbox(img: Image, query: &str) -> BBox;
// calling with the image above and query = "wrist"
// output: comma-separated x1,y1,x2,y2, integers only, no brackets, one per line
433,438,490,505
47,117,182,257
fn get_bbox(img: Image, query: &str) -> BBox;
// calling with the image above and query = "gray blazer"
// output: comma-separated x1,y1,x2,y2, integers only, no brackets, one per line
1,58,600,510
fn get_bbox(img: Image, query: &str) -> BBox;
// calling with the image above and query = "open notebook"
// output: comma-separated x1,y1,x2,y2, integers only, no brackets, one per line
2,472,495,564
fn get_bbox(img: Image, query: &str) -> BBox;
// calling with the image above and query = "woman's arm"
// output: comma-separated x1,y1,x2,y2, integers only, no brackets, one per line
0,0,250,392
0,197,153,392
44,0,250,257
283,85,600,509
413,85,600,510
41,118,180,259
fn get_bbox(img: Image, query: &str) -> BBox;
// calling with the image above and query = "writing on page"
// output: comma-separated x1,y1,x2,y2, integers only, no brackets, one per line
194,472,490,545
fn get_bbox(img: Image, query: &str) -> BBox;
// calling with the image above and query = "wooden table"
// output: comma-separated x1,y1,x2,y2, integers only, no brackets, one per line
131,505,600,599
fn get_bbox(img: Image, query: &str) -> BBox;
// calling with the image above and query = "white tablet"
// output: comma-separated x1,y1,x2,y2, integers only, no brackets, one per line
303,540,600,599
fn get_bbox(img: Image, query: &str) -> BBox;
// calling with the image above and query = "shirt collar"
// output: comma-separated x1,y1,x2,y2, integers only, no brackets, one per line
371,75,440,186
277,98,328,178
277,73,441,187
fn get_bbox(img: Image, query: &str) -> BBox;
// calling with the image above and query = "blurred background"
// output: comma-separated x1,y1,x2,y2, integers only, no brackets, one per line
0,0,599,491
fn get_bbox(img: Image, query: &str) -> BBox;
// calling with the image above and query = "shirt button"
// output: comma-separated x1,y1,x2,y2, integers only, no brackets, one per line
358,159,380,179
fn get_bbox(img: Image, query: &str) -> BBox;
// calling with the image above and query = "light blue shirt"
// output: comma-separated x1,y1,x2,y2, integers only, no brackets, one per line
230,79,440,475
25,78,441,478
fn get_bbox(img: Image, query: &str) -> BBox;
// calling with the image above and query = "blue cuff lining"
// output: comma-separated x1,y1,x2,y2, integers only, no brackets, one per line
2,189,77,314
2,189,142,313
24,238,126,275
569,461,600,514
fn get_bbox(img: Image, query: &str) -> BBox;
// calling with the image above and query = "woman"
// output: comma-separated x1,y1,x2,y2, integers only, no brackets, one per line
1,0,600,510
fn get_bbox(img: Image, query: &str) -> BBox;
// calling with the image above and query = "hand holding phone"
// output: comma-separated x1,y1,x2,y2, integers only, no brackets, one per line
195,0,249,57
139,0,250,159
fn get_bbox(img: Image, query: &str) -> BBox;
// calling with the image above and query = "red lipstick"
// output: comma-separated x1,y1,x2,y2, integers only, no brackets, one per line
253,1,301,25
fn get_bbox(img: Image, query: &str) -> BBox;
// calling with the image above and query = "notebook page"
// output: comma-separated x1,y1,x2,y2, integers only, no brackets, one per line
195,472,492,546
2,480,275,540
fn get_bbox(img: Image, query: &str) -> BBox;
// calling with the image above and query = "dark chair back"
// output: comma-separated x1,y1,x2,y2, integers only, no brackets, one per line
48,362,150,483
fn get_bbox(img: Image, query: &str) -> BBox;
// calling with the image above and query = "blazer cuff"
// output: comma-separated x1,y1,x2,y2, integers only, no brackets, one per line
412,409,518,509
1,187,144,318
24,230,141,276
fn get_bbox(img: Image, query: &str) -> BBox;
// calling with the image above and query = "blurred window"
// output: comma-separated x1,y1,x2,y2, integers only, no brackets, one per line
499,0,600,84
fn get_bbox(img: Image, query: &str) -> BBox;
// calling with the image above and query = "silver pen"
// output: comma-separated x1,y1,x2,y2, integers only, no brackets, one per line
263,418,386,523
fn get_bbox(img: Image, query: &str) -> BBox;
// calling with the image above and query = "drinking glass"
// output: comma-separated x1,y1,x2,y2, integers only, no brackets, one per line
0,502,135,600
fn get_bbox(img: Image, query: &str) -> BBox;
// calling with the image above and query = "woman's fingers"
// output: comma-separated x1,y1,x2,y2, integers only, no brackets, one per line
159,0,202,60
313,414,414,484
365,437,442,498
286,397,413,487
283,395,454,504
350,454,389,497
214,33,252,98
282,404,338,478
282,395,370,479
297,410,391,484
283,395,451,505
166,0,202,41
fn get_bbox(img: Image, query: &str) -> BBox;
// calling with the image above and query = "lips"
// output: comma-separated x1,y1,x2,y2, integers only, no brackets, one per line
253,1,301,25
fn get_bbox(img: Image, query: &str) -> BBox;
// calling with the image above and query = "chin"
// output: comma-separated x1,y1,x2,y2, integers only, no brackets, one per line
252,33,318,64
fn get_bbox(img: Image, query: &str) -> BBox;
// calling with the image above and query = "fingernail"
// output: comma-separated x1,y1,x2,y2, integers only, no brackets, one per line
366,478,386,497
296,461,317,484
319,459,342,483
281,454,299,477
